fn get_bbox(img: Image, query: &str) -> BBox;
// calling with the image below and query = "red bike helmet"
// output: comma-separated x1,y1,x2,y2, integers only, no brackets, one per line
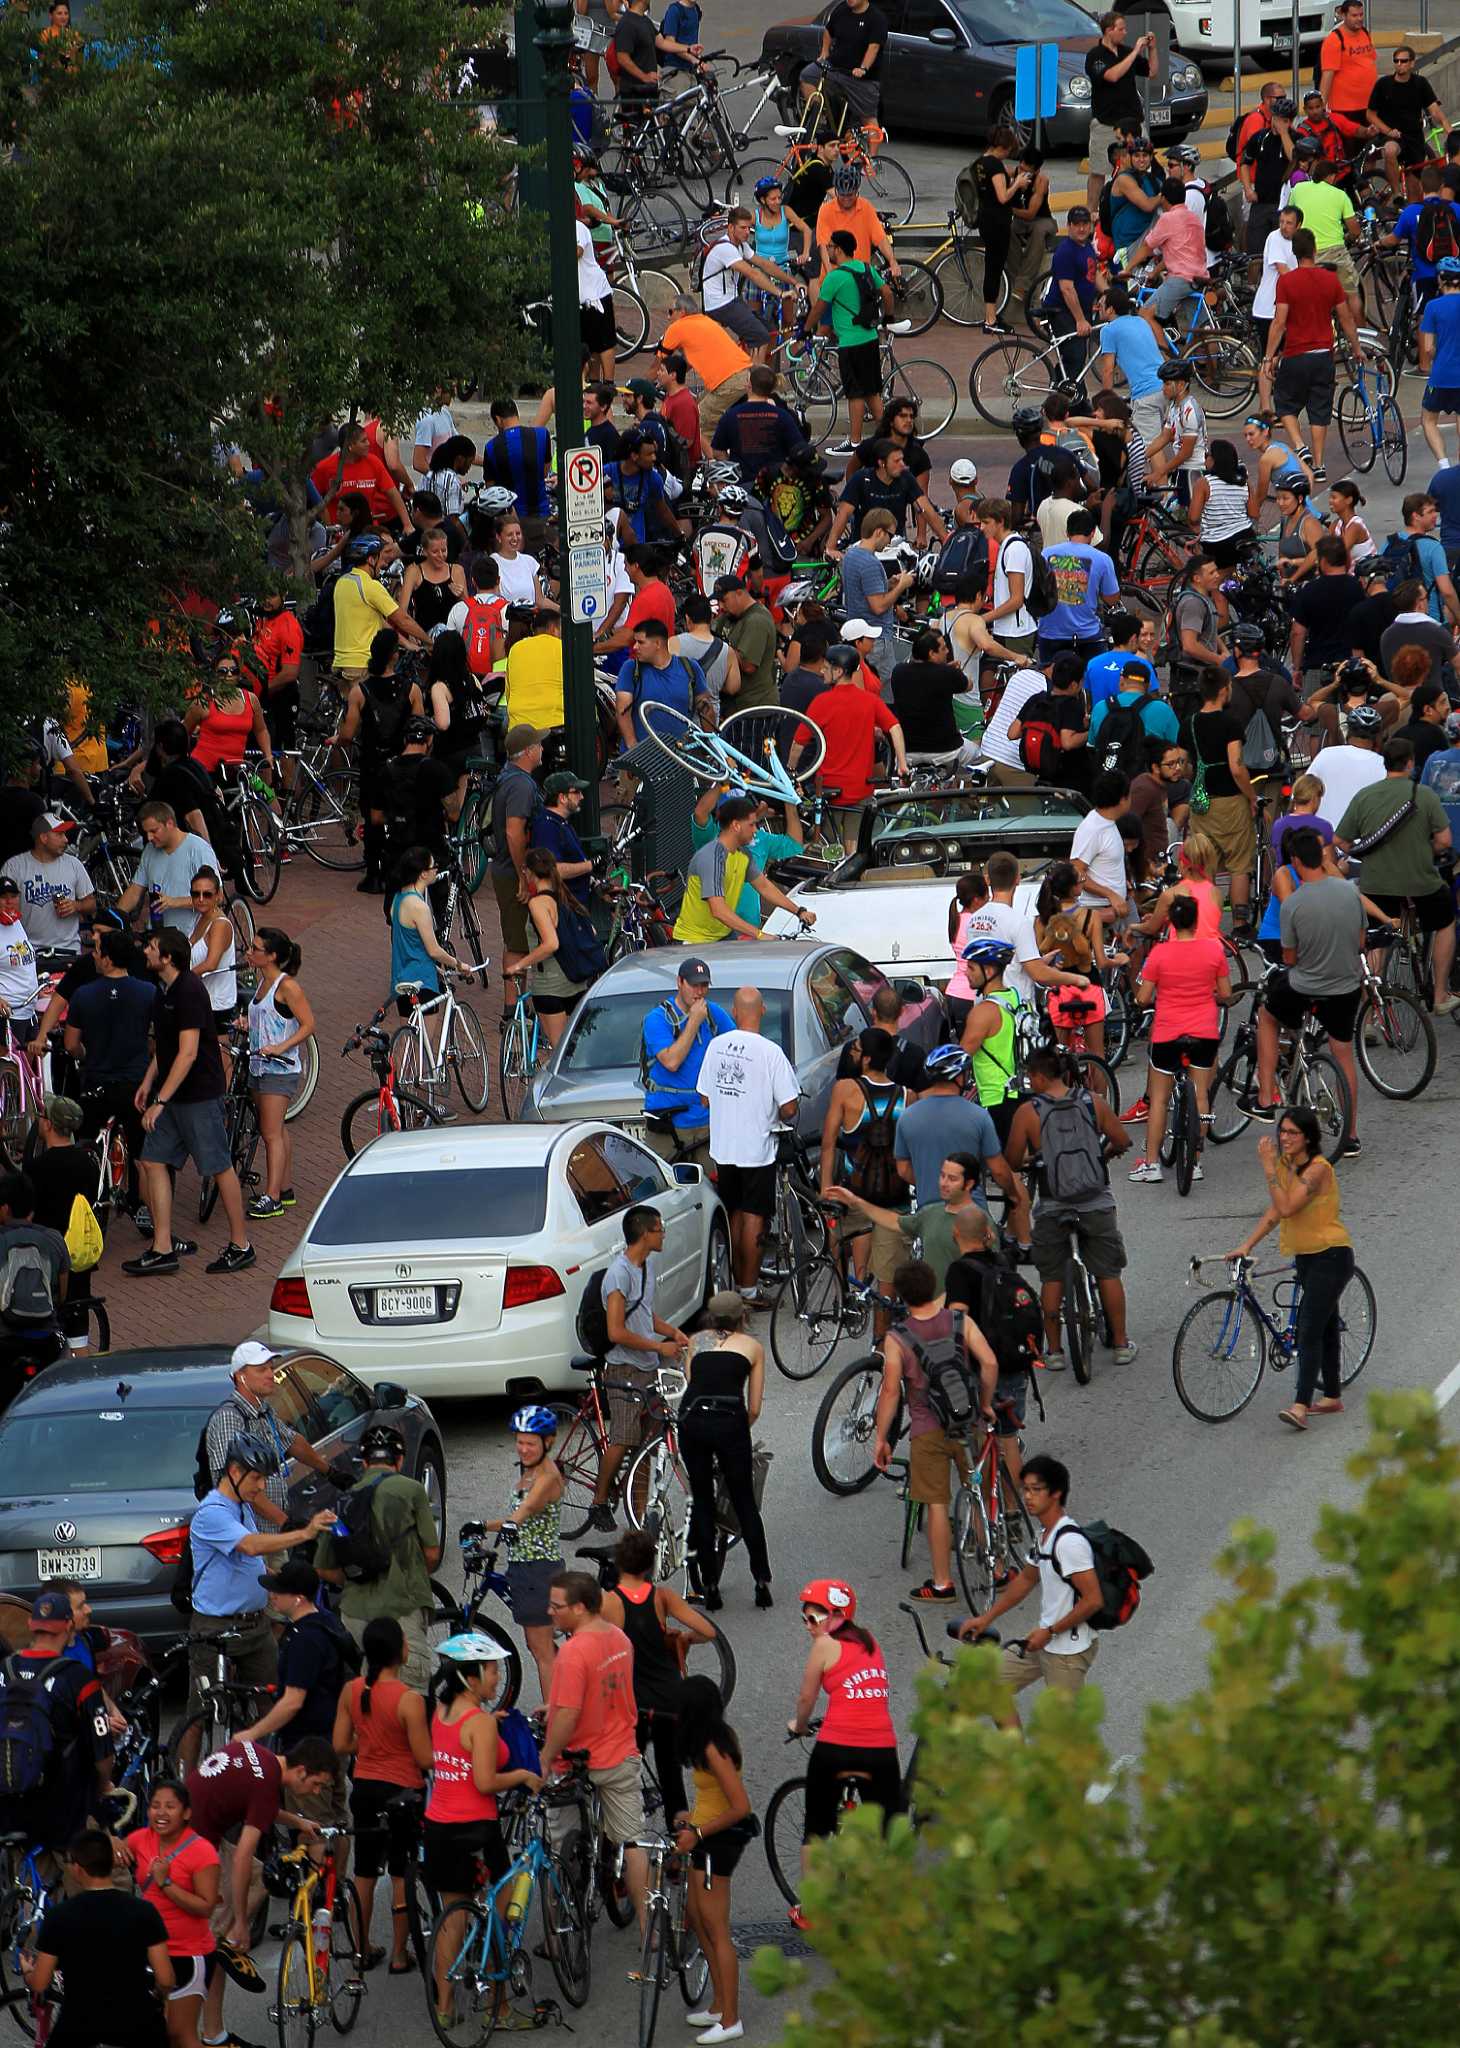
799,1578,856,1621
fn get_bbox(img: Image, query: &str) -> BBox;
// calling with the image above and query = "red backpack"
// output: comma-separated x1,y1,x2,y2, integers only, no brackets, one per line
1018,713,1062,779
460,592,506,678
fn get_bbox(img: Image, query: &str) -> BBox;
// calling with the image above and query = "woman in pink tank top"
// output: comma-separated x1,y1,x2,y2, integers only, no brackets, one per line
784,1579,902,1930
1141,831,1224,942
331,1616,433,1974
943,871,990,1029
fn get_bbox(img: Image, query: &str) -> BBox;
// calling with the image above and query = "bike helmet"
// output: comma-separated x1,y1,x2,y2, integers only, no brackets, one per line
1275,473,1310,498
921,1041,972,1083
702,460,741,491
753,174,782,197
1292,135,1321,158
1272,96,1297,120
960,936,1016,971
833,164,863,194
1167,143,1200,167
1158,358,1193,383
717,484,751,512
1438,255,1460,279
1347,703,1384,736
1231,621,1267,650
436,1633,512,1664
510,1405,559,1438
360,1422,406,1464
223,1434,281,1477
1445,710,1460,742
799,1578,856,1619
477,484,518,514
1012,405,1045,440
344,534,384,563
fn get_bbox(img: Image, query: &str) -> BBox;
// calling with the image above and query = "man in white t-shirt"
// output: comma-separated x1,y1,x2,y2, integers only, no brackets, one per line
963,849,1096,1008
1070,771,1131,917
957,1451,1104,1721
1251,204,1300,407
1308,721,1385,824
701,209,794,364
698,985,801,1301
979,500,1036,658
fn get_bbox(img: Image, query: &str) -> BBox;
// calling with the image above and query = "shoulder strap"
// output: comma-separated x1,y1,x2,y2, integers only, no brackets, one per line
1046,1519,1085,1586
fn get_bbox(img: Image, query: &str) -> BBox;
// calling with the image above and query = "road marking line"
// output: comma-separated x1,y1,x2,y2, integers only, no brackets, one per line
1435,1362,1460,1411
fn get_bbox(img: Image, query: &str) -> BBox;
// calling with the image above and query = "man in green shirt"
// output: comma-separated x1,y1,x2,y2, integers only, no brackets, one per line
1291,160,1361,313
314,1422,442,1688
689,783,803,928
713,577,780,711
804,225,893,450
827,1151,985,1287
1335,732,1455,1012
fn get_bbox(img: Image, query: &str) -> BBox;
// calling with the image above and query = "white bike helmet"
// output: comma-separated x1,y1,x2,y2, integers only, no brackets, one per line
477,485,518,515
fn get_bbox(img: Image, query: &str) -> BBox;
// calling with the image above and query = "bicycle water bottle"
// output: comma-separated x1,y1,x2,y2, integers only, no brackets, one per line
311,1906,330,1934
504,1865,533,1924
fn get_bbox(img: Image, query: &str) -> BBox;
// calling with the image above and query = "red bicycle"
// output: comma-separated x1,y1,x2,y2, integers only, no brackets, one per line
339,1010,445,1158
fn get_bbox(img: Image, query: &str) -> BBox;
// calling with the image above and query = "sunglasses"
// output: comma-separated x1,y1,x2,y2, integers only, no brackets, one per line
801,1609,828,1627
190,888,217,899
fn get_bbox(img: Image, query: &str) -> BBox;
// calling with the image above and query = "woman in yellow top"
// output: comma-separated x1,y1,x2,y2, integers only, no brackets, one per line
1229,1105,1354,1432
671,1674,754,2042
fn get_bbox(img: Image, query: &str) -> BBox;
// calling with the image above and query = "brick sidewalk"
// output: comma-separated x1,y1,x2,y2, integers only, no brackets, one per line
95,859,510,1356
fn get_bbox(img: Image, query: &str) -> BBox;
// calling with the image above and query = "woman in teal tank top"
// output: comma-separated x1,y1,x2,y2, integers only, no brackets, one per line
390,848,461,1012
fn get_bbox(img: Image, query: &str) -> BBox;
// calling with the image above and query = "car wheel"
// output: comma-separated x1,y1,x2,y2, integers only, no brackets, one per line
414,1439,447,1536
702,1218,733,1311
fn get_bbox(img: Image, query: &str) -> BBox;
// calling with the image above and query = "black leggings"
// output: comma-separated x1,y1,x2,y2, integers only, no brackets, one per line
679,1407,771,1590
803,1741,904,1840
638,1710,687,1829
1294,1244,1355,1407
980,217,1012,309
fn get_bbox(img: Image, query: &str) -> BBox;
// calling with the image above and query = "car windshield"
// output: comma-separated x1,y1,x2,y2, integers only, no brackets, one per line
0,1407,212,1493
954,0,1094,39
560,987,793,1072
313,1167,548,1244
871,790,1085,840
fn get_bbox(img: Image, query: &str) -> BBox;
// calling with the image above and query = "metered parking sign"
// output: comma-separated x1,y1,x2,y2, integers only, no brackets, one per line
569,542,608,625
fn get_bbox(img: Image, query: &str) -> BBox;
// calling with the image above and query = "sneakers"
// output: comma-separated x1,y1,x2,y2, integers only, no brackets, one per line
981,320,1013,336
908,1579,957,1602
588,1504,617,1533
1129,1161,1163,1183
1339,1133,1362,1157
700,2027,744,2044
123,1247,178,1277
1121,1097,1148,1123
1243,1098,1278,1123
1434,994,1458,1016
205,1242,257,1275
279,1187,297,1208
248,1195,286,1221
1113,1341,1140,1364
786,1905,810,1932
173,1237,199,1257
1190,1162,1204,1182
823,438,854,456
685,2013,723,2029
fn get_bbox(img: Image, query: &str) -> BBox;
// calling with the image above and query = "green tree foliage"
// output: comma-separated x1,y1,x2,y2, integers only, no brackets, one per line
753,1393,1460,2045
0,0,537,748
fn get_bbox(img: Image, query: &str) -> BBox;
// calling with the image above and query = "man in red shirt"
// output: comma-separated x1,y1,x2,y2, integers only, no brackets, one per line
595,544,675,669
539,1572,648,1925
655,347,703,468
806,641,909,852
309,423,411,530
251,589,305,762
1262,225,1360,477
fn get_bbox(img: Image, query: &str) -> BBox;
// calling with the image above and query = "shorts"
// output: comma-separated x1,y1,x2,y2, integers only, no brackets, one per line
1087,117,1131,176
690,1824,752,1877
868,1218,906,1288
250,1068,300,1099
829,801,866,843
985,1095,1020,1148
713,1160,775,1218
1046,983,1105,1030
587,1754,646,1845
907,1426,971,1508
491,866,531,956
1261,968,1363,1044
1273,350,1336,428
1386,130,1431,167
837,339,883,402
506,1557,560,1629
186,1608,277,1712
1200,791,1257,874
709,298,771,350
1130,391,1165,448
605,1359,654,1445
167,1955,219,2002
1148,273,1198,322
1316,243,1358,296
351,1777,423,1881
803,1740,903,1840
1423,384,1460,415
581,296,617,353
999,1638,1098,1696
1205,528,1254,569
1030,1201,1127,1284
140,1096,232,1178
423,1817,508,1894
1148,1033,1219,1076
993,1372,1027,1437
532,989,581,1016
1368,885,1454,934
265,683,299,755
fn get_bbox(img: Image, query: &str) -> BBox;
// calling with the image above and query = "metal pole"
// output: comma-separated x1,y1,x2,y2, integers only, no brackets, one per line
1290,0,1300,110
535,0,600,836
1232,0,1242,170
516,1,548,210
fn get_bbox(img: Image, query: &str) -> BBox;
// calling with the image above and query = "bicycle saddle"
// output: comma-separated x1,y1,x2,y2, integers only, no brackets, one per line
885,318,912,336
773,123,806,137
569,1352,602,1374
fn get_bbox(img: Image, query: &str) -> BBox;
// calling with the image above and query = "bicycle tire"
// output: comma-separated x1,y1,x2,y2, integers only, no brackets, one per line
623,1434,690,1538
553,1407,605,1540
198,1090,244,1223
283,1033,321,1124
931,243,981,327
1293,1048,1352,1161
613,283,650,358
453,791,489,895
598,1834,636,1929
1186,330,1258,418
1172,1287,1268,1422
275,1925,316,2048
724,154,788,204
1071,1050,1120,1117
426,1900,493,2048
951,1483,994,1614
330,1884,366,2033
448,1000,492,1114
883,354,956,439
1356,983,1435,1099
542,1837,592,2007
422,1590,521,1713
1063,1255,1095,1386
339,1085,444,1159
769,1252,845,1380
1336,383,1378,475
1378,395,1407,484
763,1776,808,1907
993,1476,1039,1574
449,887,486,975
811,1352,888,1495
718,703,827,786
498,1009,540,1123
293,769,363,870
227,892,256,973
899,1492,923,1571
1174,1072,1201,1198
1337,1263,1377,1386
885,256,941,337
636,697,735,784
1099,975,1135,1069
1208,1039,1255,1144
241,798,282,903
677,1908,709,2007
967,336,1056,429
637,1898,669,2048
861,151,914,226
392,1025,445,1117
79,1295,111,1354
402,1849,438,1981
623,188,689,261
162,1703,228,1778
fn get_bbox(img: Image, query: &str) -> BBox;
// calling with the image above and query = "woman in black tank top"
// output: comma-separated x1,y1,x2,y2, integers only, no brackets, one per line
427,631,487,769
679,1293,772,1611
601,1528,720,1826
401,525,467,633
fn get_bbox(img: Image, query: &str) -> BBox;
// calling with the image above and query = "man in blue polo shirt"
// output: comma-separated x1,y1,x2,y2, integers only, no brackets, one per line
1084,611,1158,705
641,958,732,1171
1037,509,1120,661
1096,282,1166,447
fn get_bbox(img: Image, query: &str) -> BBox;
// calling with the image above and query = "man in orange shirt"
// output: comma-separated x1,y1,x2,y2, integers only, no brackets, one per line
539,1571,648,1926
309,423,411,530
659,307,752,438
815,164,902,283
1318,0,1377,145
252,591,306,766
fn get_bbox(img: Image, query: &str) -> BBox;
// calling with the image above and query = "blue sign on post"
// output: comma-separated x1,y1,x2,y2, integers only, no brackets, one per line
1014,41,1059,123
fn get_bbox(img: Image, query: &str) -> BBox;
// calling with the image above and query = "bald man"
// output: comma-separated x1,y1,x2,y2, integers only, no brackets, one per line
697,986,802,1302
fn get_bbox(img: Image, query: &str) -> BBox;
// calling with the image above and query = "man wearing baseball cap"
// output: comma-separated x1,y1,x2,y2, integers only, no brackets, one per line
200,1342,353,1531
489,726,546,982
237,1562,357,1814
0,1591,113,1852
531,772,594,893
641,958,733,1170
839,618,887,695
1,814,93,965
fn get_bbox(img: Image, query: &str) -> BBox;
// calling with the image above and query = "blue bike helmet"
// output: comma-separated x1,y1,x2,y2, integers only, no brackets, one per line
961,936,1016,970
344,535,384,563
510,1405,558,1438
922,1042,972,1083
754,174,782,197
1438,255,1460,279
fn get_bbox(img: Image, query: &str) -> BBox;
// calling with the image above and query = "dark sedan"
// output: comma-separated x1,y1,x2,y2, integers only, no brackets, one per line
0,1348,447,1646
761,0,1207,150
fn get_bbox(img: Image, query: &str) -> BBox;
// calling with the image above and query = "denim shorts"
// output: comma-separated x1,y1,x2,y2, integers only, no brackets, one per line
140,1096,232,1176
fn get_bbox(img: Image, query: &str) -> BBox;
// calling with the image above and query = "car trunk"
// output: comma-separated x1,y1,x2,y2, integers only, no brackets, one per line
301,1247,509,1340
0,1490,187,1598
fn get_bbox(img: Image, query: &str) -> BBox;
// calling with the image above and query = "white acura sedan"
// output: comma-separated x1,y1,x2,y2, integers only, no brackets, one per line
267,1121,731,1401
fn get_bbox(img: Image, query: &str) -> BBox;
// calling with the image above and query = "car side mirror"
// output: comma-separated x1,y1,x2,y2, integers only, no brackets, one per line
673,1162,704,1185
927,24,959,43
371,1380,409,1410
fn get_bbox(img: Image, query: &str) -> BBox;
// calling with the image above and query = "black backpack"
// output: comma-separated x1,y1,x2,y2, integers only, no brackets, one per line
288,1608,363,1684
1048,1520,1154,1630
301,566,348,654
1377,532,1423,593
1418,198,1460,266
1223,114,1243,165
850,261,882,331
900,1309,978,1437
658,417,691,485
955,160,981,232
1022,535,1059,621
1096,696,1148,780
0,1656,59,1802
1097,180,1115,240
846,1081,903,1206
360,675,415,765
330,1474,393,1584
1192,181,1234,253
576,1264,644,1358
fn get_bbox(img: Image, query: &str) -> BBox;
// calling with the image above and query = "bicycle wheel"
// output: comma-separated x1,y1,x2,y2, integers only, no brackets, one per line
968,336,1056,429
241,799,282,903
402,1841,438,1980
862,151,914,226
1063,1255,1096,1386
1356,983,1435,1099
1186,331,1258,419
423,1590,521,1710
623,1435,690,1544
1293,1049,1352,1161
932,243,981,327
339,1085,443,1158
0,1060,30,1163
792,358,841,449
447,1001,491,1114
294,770,363,870
1378,395,1407,485
449,887,486,973
884,355,956,439
1173,1287,1267,1421
1173,1074,1201,1198
886,257,941,337
677,1904,709,2007
899,1492,923,1570
763,1777,808,1907
993,1473,1039,1574
330,1886,366,2033
275,1926,317,2048
453,791,489,895
1337,1264,1377,1386
770,1253,845,1380
78,1295,110,1354
392,1025,446,1117
284,1034,321,1124
812,1352,893,1494
1071,1051,1120,1116
541,1847,591,2008
227,891,256,973
1336,384,1378,475
637,1898,669,2048
719,704,827,787
553,1407,604,1540
1208,1039,1255,1143
951,1483,994,1614
613,283,650,358
427,1901,494,2048
598,1833,636,1929
637,698,734,784
498,1009,541,1123
623,188,689,261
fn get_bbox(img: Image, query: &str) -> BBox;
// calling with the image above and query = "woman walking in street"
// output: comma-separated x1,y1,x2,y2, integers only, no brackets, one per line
600,1527,719,1831
481,1406,564,1703
245,927,315,1220
332,1616,432,1974
517,848,591,1047
678,1292,772,1611
1228,1105,1355,1431
673,1675,756,2044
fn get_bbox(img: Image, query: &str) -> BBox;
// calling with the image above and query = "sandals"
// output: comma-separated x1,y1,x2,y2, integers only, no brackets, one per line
1278,1406,1308,1431
1310,1397,1344,1415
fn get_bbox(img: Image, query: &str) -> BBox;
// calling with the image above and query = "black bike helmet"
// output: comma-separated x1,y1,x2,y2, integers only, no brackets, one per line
361,1423,406,1465
1231,622,1267,650
223,1434,281,1477
1347,703,1384,737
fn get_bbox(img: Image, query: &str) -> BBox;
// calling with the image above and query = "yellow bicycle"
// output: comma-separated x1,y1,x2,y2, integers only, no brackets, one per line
267,1831,367,2048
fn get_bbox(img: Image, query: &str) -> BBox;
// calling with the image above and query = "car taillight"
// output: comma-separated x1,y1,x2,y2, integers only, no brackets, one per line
503,1265,565,1309
140,1526,187,1567
271,1276,311,1317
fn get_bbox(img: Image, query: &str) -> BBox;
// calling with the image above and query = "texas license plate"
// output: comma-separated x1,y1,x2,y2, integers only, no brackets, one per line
37,1547,102,1581
374,1286,437,1320
1271,31,1292,50
1149,105,1171,124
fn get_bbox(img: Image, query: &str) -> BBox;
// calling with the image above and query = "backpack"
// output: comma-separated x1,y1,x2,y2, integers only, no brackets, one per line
64,1194,104,1274
850,260,882,332
1377,532,1424,594
1018,710,1064,779
554,897,608,985
657,417,691,486
1189,179,1234,252
1095,697,1147,781
1242,703,1282,776
1097,180,1115,240
901,1309,979,1436
301,567,348,655
1224,115,1243,165
292,1608,364,1684
0,1656,58,1800
955,159,981,231
1419,198,1460,267
460,592,507,678
1049,1519,1154,1631
628,654,703,720
0,1239,56,1326
499,1704,542,1775
966,1257,1045,1385
846,1080,903,1206
330,1474,393,1584
359,674,415,763
930,524,987,600
1018,534,1059,622
1033,1088,1107,1203
576,1264,644,1358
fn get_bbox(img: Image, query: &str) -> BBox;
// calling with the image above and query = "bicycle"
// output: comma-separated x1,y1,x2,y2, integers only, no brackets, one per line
1152,1036,1207,1199
276,725,364,871
339,1012,447,1159
769,1210,890,1381
268,1830,366,2048
732,118,914,227
216,756,284,905
498,981,543,1122
634,1832,712,2048
1173,1253,1376,1423
572,1541,737,1705
1351,923,1437,1101
810,1347,901,1495
435,852,489,978
392,968,491,1117
163,1623,277,1772
1206,984,1353,1160
0,1835,58,2044
638,697,826,805
197,1017,263,1226
602,874,679,962
949,1396,1039,1610
1336,349,1407,484
423,1525,530,1714
445,753,497,896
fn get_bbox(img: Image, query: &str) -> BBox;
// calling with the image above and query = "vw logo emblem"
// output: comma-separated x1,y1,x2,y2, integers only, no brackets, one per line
55,1521,76,1543
396,1263,412,1278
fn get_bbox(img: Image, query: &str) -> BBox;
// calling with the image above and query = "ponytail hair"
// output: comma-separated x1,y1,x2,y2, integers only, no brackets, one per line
360,1616,405,1717
949,866,988,941
1036,859,1079,925
831,1617,878,1654
255,926,302,976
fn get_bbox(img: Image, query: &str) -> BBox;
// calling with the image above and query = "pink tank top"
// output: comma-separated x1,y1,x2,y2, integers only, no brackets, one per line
426,1707,508,1823
191,694,258,773
818,1631,897,1749
946,907,977,1001
1182,876,1223,940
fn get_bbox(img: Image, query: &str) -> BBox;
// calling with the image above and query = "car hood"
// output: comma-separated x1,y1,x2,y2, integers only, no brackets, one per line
527,1066,648,1124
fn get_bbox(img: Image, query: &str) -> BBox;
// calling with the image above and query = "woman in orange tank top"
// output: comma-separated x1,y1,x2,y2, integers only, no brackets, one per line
331,1617,433,1974
185,656,274,778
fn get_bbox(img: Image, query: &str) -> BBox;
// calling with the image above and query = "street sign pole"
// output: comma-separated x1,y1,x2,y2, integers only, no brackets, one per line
1015,43,1059,155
